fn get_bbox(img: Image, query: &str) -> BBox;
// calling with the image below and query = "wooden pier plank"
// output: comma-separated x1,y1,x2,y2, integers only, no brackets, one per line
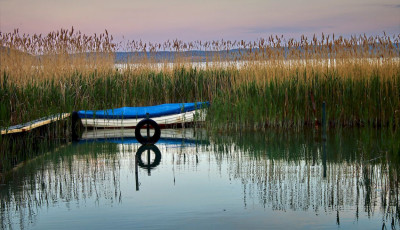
1,113,70,135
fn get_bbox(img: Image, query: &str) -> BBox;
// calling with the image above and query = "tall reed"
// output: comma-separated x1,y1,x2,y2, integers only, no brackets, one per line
1,28,399,130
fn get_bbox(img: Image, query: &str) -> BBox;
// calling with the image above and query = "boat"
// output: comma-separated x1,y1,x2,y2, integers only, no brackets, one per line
77,102,209,128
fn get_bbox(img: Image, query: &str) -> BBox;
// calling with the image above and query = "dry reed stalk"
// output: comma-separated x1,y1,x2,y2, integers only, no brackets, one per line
1,29,399,129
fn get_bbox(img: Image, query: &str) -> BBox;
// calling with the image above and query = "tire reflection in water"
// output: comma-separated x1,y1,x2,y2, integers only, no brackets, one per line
135,144,162,191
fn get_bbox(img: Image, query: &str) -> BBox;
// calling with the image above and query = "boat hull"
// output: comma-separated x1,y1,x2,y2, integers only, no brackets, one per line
80,110,206,128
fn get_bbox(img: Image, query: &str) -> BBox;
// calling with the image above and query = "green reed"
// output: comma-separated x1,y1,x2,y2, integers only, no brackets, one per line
1,64,399,131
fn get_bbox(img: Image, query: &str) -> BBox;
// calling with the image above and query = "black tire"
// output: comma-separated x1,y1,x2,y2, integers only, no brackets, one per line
136,144,162,169
135,118,161,145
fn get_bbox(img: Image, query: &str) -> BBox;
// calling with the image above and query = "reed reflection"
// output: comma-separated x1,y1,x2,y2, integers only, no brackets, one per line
0,128,399,229
210,129,400,228
0,141,123,230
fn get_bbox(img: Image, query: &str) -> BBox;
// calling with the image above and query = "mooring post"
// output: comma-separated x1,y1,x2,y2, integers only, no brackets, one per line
323,140,327,178
322,101,327,141
322,101,327,178
71,111,79,141
147,149,151,176
135,153,139,191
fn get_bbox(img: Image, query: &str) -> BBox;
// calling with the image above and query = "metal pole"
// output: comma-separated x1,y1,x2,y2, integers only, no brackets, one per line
322,101,327,141
135,153,139,191
323,140,327,178
146,113,150,142
147,149,151,176
322,101,327,178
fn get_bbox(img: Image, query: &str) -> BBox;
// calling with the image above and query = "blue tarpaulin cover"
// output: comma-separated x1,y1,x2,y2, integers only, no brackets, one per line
78,102,209,119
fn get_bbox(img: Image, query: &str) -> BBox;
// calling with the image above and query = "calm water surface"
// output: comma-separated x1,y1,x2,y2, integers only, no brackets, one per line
1,128,399,229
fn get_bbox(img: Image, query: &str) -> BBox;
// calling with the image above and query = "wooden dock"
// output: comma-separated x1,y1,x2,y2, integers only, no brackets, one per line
1,113,70,135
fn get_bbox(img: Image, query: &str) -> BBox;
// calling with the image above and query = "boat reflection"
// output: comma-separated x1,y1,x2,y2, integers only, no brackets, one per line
80,128,208,192
80,128,209,146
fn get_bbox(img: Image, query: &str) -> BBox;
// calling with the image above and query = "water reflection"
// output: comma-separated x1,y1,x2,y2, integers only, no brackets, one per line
0,128,399,229
211,129,400,228
135,144,162,190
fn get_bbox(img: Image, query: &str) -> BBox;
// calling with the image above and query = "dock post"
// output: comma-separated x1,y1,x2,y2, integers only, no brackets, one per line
322,101,327,141
71,112,79,141
322,101,327,178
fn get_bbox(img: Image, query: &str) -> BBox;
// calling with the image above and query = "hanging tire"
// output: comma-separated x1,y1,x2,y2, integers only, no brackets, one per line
136,144,162,169
135,118,161,145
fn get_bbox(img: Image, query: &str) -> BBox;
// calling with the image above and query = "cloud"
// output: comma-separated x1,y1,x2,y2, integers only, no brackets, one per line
244,25,335,34
367,3,400,8
382,3,400,8
384,3,400,8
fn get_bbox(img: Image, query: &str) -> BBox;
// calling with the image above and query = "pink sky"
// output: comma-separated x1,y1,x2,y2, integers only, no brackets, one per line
1,0,399,43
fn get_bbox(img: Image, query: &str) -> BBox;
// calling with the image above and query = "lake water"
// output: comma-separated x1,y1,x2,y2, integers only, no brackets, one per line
1,128,399,230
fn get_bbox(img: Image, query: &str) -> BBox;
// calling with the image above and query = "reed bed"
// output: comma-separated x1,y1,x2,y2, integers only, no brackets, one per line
1,28,399,131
